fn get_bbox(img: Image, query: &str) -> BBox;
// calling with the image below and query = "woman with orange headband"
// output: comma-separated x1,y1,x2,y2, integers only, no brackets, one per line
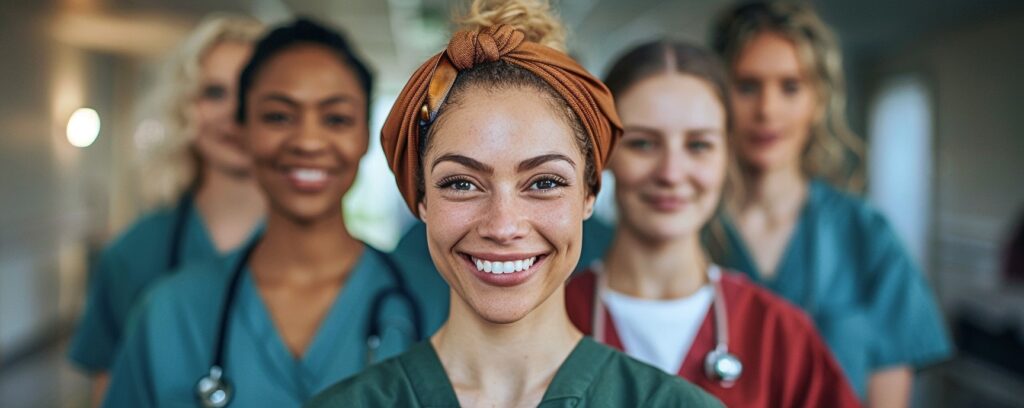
308,1,720,406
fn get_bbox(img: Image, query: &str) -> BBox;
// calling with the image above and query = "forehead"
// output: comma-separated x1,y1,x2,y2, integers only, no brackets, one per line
617,74,725,130
428,87,581,164
733,31,805,77
201,41,251,77
250,44,364,101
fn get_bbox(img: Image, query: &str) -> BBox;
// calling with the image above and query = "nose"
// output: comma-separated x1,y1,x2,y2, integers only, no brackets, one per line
653,146,688,187
287,112,329,156
755,86,781,123
476,190,528,245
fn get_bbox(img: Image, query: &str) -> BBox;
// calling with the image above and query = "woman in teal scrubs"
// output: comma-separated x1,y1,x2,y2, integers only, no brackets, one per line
709,1,952,404
102,18,445,407
309,1,720,407
68,15,265,404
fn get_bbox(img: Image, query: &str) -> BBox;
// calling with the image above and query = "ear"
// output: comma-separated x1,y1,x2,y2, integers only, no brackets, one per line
583,194,596,220
418,200,428,222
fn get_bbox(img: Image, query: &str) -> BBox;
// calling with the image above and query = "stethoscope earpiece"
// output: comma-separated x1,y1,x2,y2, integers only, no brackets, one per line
196,366,233,408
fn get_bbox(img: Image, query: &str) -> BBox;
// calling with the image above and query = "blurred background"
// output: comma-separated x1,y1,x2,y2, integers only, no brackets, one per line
1,0,1022,406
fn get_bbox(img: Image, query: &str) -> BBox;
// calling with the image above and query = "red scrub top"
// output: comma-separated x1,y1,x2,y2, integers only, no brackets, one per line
566,268,861,408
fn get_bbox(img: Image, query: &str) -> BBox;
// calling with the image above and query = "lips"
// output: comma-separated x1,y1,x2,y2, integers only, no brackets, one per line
641,194,690,212
748,130,781,146
460,252,548,287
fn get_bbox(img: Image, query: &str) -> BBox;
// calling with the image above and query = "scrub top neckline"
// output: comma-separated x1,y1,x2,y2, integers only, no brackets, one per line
237,244,375,397
722,179,822,287
188,196,265,257
183,197,220,261
403,337,609,405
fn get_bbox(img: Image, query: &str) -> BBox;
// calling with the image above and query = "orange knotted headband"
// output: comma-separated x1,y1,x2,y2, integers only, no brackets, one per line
381,24,622,217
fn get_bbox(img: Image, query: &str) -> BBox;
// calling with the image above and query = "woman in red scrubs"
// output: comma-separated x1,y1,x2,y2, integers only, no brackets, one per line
564,40,859,407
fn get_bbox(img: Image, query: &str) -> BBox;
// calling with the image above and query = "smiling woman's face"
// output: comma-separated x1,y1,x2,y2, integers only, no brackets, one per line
419,86,594,324
243,44,368,224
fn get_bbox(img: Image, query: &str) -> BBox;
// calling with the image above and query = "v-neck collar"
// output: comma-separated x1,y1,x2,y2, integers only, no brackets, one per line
722,180,822,288
237,245,375,398
403,338,612,406
185,197,265,258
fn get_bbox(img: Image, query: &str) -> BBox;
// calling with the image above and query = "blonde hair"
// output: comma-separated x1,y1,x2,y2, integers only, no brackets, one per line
138,14,263,206
454,0,567,52
712,1,864,191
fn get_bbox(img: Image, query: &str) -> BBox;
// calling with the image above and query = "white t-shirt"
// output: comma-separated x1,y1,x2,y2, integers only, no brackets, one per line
601,284,714,375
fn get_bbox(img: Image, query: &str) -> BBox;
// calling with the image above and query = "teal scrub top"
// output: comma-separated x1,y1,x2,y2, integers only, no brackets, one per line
102,246,440,408
394,218,614,284
715,180,953,398
306,337,723,407
68,196,262,372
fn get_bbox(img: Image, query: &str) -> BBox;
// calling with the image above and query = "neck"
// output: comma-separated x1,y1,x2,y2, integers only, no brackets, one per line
604,227,707,299
194,168,266,252
733,162,807,217
251,210,362,285
432,286,581,407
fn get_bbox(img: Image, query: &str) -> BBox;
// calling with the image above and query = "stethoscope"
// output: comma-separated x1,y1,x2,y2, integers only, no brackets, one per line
590,262,743,386
166,193,424,407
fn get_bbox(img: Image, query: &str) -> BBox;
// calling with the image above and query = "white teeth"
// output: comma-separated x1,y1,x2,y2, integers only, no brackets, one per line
470,256,538,274
292,168,326,182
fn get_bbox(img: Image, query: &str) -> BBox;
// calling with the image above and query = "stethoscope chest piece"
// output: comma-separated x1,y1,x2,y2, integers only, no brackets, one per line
196,366,233,408
704,346,743,387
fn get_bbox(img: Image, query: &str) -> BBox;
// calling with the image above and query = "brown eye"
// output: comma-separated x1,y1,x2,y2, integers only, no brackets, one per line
201,85,227,101
781,79,801,95
735,79,760,95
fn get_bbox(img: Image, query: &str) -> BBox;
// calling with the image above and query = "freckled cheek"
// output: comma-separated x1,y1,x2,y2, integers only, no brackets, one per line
528,197,584,253
424,199,481,248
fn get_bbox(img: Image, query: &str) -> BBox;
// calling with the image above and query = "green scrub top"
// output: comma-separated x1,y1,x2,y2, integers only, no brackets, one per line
68,196,262,372
394,218,613,283
102,245,441,408
715,179,953,398
306,337,722,407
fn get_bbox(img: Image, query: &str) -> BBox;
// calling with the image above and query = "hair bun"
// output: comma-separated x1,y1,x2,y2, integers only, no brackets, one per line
456,0,567,52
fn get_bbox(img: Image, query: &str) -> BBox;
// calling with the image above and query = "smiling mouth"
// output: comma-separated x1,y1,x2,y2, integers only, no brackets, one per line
458,252,549,286
468,255,538,274
284,167,334,192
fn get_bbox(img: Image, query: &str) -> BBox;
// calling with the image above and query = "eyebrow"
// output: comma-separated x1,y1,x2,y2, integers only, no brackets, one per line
431,154,494,173
430,152,577,173
259,93,356,108
622,125,661,135
517,153,576,172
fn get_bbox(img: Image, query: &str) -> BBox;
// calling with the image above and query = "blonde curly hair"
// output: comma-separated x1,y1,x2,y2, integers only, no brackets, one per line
138,14,263,206
455,0,567,52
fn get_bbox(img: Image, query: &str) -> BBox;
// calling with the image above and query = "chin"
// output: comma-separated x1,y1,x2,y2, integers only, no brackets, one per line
468,295,536,324
274,200,339,225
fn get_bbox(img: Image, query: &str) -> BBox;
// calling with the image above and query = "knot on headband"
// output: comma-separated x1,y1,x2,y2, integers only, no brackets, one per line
447,25,525,69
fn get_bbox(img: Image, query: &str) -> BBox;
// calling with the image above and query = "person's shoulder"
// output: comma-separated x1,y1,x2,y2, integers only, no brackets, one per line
597,343,722,407
720,270,818,335
810,179,891,230
306,356,411,407
137,259,231,317
105,205,178,255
